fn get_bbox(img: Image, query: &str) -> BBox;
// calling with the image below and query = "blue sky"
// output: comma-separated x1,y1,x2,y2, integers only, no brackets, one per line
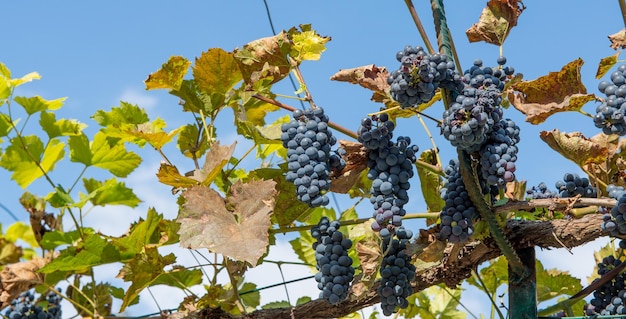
1,1,624,318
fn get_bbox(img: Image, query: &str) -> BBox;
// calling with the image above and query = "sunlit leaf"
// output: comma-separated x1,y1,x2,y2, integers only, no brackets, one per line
13,96,66,115
0,239,23,265
0,135,65,188
288,24,330,62
150,266,203,289
112,208,168,259
9,72,41,88
145,55,191,91
403,284,466,319
40,234,122,273
68,133,92,165
82,177,141,207
39,111,86,138
466,0,525,46
539,130,607,167
5,222,39,248
177,180,277,266
156,163,199,188
510,58,595,124
125,120,181,149
67,281,114,317
536,261,582,303
92,101,149,127
193,48,242,109
596,52,621,79
609,29,626,50
40,230,85,250
91,131,142,177
117,247,176,312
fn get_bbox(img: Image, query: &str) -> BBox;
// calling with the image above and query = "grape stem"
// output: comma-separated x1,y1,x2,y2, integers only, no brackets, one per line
252,94,358,140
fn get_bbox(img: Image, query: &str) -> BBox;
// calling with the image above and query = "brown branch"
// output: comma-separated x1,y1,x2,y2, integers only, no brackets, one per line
174,214,607,319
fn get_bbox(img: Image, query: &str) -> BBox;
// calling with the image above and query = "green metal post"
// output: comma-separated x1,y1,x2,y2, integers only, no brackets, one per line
509,247,537,319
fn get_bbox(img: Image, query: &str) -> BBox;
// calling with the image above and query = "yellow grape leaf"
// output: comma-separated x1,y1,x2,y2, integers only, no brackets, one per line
192,48,242,98
177,180,277,266
289,24,330,62
466,0,526,45
609,29,626,50
539,130,608,167
144,56,191,91
596,52,621,79
156,163,199,189
510,58,595,124
234,32,292,86
200,142,236,186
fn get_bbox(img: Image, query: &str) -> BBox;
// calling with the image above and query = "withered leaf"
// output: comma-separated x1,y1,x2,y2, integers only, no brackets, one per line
510,58,596,124
199,141,236,185
330,64,390,94
234,32,292,87
0,258,47,308
609,29,626,50
539,130,608,167
466,0,526,45
329,140,368,194
177,180,276,266
596,52,622,79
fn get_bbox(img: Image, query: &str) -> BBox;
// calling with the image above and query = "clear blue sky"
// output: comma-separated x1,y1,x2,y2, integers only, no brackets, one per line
0,1,623,318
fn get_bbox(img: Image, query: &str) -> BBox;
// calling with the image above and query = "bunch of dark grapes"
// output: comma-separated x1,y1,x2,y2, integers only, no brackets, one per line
526,182,558,199
378,227,416,316
441,58,514,153
281,107,343,207
554,173,597,198
594,64,626,135
387,45,464,108
3,290,62,319
608,184,626,199
601,193,626,236
358,113,419,232
311,217,354,305
478,118,520,187
437,159,477,244
357,113,395,151
585,248,626,316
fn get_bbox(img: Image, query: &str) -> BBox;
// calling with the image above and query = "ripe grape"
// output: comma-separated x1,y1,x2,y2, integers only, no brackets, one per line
585,252,626,315
526,182,558,199
3,290,62,319
554,172,597,198
311,217,354,305
281,107,339,207
437,159,477,244
478,118,520,188
377,227,416,316
594,64,626,135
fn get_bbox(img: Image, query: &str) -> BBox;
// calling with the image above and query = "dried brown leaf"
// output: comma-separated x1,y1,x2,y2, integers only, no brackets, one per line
0,258,47,308
177,180,276,266
199,141,236,185
466,0,526,45
510,58,596,124
609,29,626,50
351,235,382,300
539,130,608,167
234,32,292,87
330,64,390,94
329,140,368,194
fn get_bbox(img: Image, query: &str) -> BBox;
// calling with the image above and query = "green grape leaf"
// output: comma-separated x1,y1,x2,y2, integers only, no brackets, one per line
5,221,39,248
117,247,176,312
466,0,525,46
111,208,172,259
417,149,444,214
288,24,330,62
125,119,182,149
150,266,203,289
169,79,206,113
145,55,191,91
609,29,626,50
9,71,41,88
92,101,149,127
510,58,595,124
39,111,86,138
596,52,621,79
82,177,141,207
177,123,209,158
40,230,86,250
261,301,291,309
198,141,236,186
0,113,14,137
67,281,114,317
68,133,92,165
40,233,122,273
177,179,277,266
234,31,292,86
536,261,582,303
466,256,508,296
246,167,311,226
539,130,607,167
193,48,242,109
13,96,66,115
91,131,142,177
0,136,65,188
